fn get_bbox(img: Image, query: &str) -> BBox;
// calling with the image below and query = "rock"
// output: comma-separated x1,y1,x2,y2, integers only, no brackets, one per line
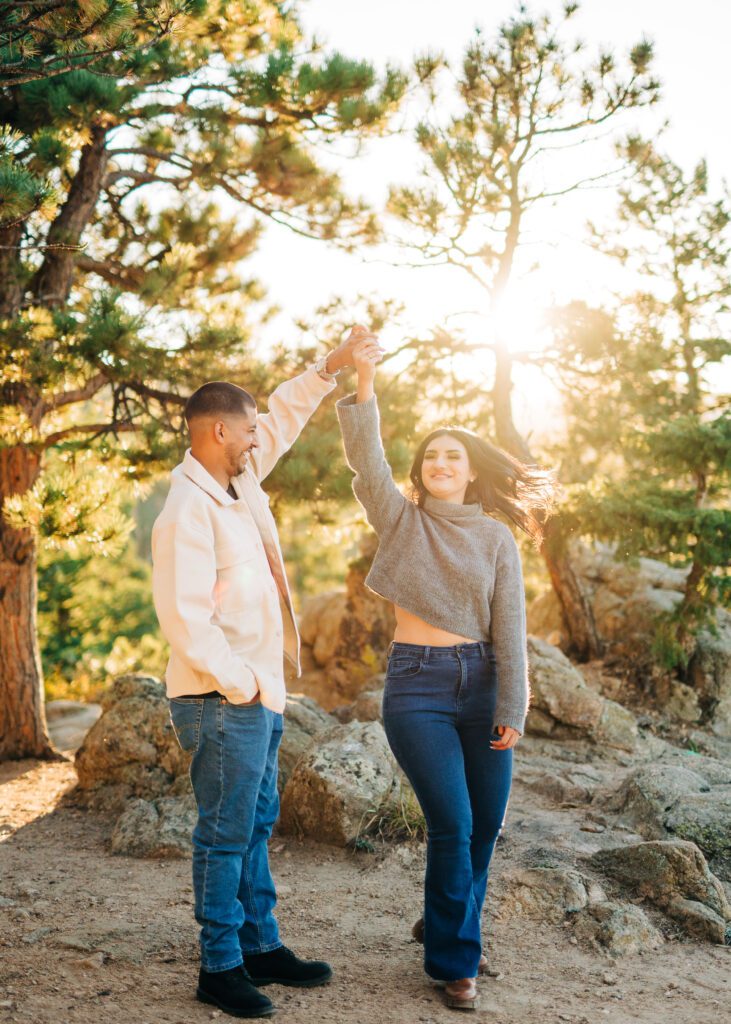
279,694,335,791
589,840,731,940
499,867,589,923
601,760,731,878
299,591,344,649
689,609,731,737
664,682,702,724
279,721,397,846
310,593,349,667
313,535,396,705
528,638,604,732
335,681,386,724
667,898,730,944
592,700,639,752
46,700,102,753
514,762,601,805
75,675,189,809
290,669,336,710
526,638,637,750
573,901,663,955
110,795,197,859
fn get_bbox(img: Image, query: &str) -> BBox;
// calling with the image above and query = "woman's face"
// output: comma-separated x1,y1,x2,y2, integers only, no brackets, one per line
420,434,476,504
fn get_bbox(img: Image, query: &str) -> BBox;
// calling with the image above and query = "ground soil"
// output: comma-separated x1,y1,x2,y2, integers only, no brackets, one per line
1,757,728,1024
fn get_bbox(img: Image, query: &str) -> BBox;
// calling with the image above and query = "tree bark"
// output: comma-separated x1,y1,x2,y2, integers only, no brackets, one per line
31,124,109,308
0,222,25,320
0,445,59,760
492,339,603,661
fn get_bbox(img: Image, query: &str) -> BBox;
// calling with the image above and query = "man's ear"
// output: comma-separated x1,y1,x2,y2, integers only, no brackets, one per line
213,419,226,443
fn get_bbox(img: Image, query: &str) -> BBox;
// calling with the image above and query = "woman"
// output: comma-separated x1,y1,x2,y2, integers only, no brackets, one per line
336,327,555,1011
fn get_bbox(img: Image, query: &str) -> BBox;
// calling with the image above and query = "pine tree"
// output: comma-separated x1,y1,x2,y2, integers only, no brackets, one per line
550,138,731,665
386,2,659,659
0,1,184,87
0,0,407,759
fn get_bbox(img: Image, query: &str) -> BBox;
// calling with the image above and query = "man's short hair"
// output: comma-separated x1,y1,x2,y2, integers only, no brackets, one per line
184,381,256,424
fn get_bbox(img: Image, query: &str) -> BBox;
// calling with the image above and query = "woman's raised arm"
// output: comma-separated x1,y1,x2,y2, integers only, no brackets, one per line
336,330,407,536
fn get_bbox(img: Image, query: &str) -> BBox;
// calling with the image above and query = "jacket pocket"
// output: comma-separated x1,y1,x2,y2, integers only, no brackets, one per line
214,545,259,614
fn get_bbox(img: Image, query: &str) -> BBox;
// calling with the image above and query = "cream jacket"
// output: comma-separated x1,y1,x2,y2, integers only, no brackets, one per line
151,367,336,712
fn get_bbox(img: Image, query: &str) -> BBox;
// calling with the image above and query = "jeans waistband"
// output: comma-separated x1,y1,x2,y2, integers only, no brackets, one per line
387,640,492,661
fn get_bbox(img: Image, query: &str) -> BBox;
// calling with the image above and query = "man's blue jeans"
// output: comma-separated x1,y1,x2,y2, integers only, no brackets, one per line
169,696,283,972
382,641,513,982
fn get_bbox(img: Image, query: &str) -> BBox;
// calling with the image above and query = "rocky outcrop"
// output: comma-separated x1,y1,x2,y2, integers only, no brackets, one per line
334,679,385,724
526,637,638,751
279,721,397,846
74,675,189,812
589,840,731,944
279,694,335,791
600,756,731,879
295,536,395,709
528,543,731,737
111,796,197,859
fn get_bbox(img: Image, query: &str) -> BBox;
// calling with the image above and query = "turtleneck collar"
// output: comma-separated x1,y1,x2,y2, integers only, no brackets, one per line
423,494,483,520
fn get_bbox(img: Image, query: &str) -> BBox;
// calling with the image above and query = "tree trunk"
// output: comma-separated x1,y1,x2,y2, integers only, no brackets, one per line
0,222,24,320
0,445,59,760
31,124,109,309
492,340,603,661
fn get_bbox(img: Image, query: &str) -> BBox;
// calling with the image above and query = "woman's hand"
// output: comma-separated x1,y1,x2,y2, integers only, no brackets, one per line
490,725,520,750
353,333,383,380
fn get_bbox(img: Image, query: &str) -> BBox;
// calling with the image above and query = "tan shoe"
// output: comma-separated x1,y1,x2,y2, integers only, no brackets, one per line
411,919,488,975
444,977,479,1011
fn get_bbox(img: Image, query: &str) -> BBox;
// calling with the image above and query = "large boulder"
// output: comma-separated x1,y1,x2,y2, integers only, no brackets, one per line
279,720,397,846
75,675,189,810
526,637,638,751
111,795,197,859
279,694,335,791
589,840,731,944
601,757,731,879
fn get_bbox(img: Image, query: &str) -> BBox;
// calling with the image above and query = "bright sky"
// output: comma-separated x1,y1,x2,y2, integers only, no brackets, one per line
251,0,731,432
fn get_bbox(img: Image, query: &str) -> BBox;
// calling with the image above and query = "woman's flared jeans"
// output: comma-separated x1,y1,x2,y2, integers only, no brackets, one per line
382,641,513,981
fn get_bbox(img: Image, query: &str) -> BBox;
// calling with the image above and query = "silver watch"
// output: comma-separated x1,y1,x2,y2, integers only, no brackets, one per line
313,353,340,380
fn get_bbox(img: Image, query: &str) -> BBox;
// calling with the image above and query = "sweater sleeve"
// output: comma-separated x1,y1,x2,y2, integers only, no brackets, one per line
336,393,407,535
490,530,530,734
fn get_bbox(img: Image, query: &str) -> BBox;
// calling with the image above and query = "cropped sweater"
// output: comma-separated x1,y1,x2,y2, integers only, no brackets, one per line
336,393,530,734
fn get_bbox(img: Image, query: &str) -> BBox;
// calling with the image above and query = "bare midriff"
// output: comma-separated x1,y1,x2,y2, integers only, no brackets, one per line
393,604,480,646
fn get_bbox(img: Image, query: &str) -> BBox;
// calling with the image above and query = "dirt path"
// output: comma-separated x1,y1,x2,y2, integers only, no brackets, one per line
0,759,728,1024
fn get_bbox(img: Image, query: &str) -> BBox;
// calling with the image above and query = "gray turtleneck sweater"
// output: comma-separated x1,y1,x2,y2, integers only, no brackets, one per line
336,393,529,734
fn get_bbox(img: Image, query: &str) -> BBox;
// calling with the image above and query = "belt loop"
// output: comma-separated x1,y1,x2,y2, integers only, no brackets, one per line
423,645,431,664
479,641,487,659
387,641,394,658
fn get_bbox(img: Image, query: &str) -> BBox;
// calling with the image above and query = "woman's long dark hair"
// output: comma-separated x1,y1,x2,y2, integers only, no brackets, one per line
409,427,557,545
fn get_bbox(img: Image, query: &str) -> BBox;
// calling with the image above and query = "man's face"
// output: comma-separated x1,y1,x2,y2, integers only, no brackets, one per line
222,407,259,476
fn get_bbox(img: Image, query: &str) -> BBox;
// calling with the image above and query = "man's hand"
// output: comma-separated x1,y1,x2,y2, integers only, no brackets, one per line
326,324,377,373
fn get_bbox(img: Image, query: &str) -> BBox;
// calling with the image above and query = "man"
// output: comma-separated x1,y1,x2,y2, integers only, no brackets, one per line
151,336,357,1018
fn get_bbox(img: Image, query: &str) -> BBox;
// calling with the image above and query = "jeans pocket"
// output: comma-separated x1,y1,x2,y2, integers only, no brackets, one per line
386,655,423,679
169,699,203,753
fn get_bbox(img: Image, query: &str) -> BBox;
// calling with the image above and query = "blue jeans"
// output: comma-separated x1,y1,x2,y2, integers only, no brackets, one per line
382,642,513,982
169,697,283,972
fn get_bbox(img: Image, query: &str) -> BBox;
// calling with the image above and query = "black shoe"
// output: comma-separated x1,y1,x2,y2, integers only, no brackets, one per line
197,965,276,1018
245,945,332,988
